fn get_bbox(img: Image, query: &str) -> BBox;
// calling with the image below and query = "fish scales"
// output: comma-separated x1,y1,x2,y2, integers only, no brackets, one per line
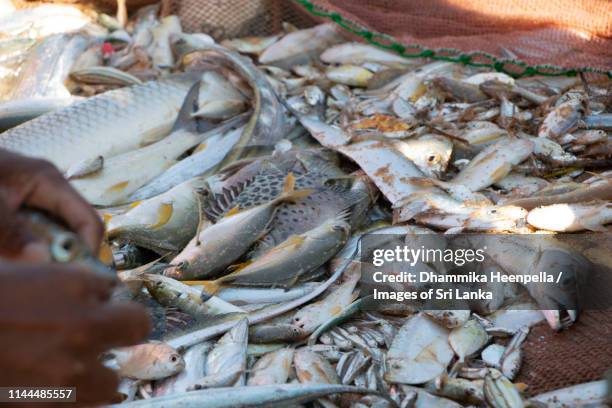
0,74,197,172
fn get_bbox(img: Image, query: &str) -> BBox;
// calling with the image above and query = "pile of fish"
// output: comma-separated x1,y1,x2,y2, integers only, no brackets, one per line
0,1,610,406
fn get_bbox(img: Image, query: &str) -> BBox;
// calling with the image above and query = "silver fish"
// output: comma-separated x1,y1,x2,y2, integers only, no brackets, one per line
0,73,200,173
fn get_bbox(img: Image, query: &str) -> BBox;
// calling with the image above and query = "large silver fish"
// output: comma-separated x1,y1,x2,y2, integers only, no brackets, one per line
0,73,200,173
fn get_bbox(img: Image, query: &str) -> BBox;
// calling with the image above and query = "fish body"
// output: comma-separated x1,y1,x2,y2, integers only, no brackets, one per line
448,319,489,361
538,96,585,140
448,137,534,192
259,23,343,68
247,347,294,385
111,384,380,407
457,235,590,330
110,342,185,380
10,34,90,100
325,65,373,87
143,274,244,317
0,97,77,131
165,173,312,280
151,15,182,68
320,42,413,65
153,342,212,396
70,83,241,206
106,176,208,253
291,264,360,334
203,214,350,291
129,124,245,201
527,202,612,232
205,318,248,386
0,4,92,38
294,348,340,384
0,73,198,173
385,313,454,384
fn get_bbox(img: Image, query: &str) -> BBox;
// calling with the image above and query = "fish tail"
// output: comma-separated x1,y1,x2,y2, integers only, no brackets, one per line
275,172,314,203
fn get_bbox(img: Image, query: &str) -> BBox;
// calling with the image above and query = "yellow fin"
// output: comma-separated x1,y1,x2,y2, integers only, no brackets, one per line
227,259,253,272
129,200,142,208
98,241,114,266
108,181,129,193
149,202,173,229
276,172,313,203
102,213,113,223
268,235,305,254
199,280,221,294
224,205,241,218
194,142,207,153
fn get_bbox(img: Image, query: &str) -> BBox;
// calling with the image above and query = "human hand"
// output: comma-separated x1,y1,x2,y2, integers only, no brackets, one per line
0,262,151,405
0,149,103,260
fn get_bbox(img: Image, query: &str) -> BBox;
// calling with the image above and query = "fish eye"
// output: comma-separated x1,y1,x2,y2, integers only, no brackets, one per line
177,261,187,271
427,155,438,162
170,354,179,362
490,209,497,214
156,281,163,287
51,233,77,262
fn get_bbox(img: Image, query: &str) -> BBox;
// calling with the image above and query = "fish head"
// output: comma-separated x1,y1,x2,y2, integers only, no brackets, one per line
26,211,115,279
532,248,591,331
155,347,185,376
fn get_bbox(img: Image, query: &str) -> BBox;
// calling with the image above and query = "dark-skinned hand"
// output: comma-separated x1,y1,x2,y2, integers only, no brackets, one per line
0,149,104,261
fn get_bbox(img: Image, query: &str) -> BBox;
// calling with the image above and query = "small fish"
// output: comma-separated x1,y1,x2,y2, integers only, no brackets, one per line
249,323,306,343
247,347,294,386
197,213,351,292
106,176,208,253
385,314,454,385
165,173,312,280
108,342,185,380
538,95,586,140
205,318,248,386
291,263,361,334
221,34,281,55
153,342,212,396
448,319,489,362
431,77,489,103
526,201,612,232
294,347,340,408
259,23,343,68
326,65,373,87
151,15,182,68
70,66,143,86
216,283,319,305
448,137,534,192
320,42,416,65
483,369,524,408
143,274,244,318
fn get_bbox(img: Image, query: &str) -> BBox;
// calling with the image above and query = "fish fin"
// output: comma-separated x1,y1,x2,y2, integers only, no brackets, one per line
194,194,208,246
170,80,201,133
65,156,104,180
267,235,306,254
275,172,314,203
107,180,130,194
227,259,253,272
149,202,174,230
129,200,143,208
224,205,241,218
199,280,221,294
102,213,113,224
203,182,248,221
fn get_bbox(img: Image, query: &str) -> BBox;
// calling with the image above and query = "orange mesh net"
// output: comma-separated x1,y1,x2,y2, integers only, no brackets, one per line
161,0,611,77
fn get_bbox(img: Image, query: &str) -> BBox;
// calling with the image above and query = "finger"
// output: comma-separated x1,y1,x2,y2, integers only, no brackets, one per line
69,360,119,406
22,163,104,254
53,265,116,304
0,199,48,261
73,303,151,351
